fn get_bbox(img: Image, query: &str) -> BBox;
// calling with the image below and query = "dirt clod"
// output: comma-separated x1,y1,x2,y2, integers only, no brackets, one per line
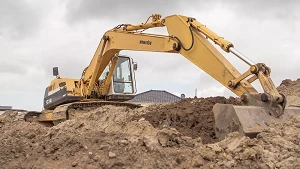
108,151,117,158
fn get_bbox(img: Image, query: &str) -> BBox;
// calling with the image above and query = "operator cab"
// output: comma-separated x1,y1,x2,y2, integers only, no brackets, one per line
100,55,138,101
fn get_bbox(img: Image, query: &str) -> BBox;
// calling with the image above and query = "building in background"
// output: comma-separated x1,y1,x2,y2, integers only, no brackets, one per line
0,106,12,110
128,90,182,104
0,105,12,115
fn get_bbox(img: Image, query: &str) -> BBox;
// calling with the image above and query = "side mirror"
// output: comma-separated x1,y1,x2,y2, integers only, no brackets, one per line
53,67,59,77
59,82,66,87
133,62,138,71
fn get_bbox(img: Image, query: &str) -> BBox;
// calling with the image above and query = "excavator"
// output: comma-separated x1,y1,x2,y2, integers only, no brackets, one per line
24,14,300,140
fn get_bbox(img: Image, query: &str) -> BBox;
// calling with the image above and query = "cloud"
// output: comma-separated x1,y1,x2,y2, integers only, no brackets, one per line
0,61,27,74
0,0,53,40
227,0,300,21
65,0,185,24
64,0,300,25
1,0,300,111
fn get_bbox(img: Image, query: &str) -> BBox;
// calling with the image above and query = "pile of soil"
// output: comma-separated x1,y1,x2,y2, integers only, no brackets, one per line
0,78,299,168
0,105,299,169
139,96,242,144
277,78,300,107
277,78,300,97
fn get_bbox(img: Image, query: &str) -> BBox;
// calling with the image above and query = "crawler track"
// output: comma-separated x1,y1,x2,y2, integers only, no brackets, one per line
24,100,142,126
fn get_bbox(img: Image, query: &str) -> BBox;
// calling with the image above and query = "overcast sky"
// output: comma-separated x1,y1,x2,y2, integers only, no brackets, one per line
0,0,299,111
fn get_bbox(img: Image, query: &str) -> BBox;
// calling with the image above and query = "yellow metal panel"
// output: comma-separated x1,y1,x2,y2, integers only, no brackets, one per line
68,14,279,99
82,31,178,96
163,15,257,96
37,111,53,121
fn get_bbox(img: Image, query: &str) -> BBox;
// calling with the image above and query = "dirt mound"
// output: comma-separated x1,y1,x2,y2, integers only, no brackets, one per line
1,78,300,169
0,104,299,169
0,110,28,123
277,78,300,106
139,96,242,144
277,78,300,97
213,115,300,168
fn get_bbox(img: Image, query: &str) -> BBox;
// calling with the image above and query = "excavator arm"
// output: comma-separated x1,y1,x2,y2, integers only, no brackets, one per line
76,14,300,140
81,14,285,115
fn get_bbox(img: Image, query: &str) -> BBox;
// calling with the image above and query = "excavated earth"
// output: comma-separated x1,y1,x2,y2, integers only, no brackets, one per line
277,78,300,107
0,79,299,169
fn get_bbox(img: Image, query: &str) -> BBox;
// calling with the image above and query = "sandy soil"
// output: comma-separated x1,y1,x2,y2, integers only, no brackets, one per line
277,78,300,107
0,79,299,169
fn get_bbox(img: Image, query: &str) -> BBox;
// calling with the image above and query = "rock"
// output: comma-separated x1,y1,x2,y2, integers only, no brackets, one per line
206,144,222,153
200,150,216,161
224,136,246,152
71,161,77,167
225,154,233,161
157,128,181,147
119,140,128,145
108,151,116,158
138,118,145,122
88,152,93,158
239,148,257,160
26,133,36,139
142,136,158,151
192,158,205,167
93,155,101,161
224,160,235,168
99,144,109,150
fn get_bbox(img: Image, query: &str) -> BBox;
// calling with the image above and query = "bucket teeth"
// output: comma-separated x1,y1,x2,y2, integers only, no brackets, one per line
213,103,300,140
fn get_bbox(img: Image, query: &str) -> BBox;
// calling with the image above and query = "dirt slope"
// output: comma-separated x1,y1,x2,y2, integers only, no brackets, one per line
277,78,300,97
1,104,299,168
0,79,299,169
277,78,300,107
138,96,242,144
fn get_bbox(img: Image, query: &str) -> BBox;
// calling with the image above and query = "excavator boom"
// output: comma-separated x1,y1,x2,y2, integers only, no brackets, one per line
82,15,283,101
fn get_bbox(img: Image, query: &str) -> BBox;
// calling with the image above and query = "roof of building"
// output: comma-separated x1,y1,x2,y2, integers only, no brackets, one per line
129,90,181,103
0,106,12,111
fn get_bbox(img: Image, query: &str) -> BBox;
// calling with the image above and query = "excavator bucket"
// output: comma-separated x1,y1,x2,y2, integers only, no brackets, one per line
213,103,300,140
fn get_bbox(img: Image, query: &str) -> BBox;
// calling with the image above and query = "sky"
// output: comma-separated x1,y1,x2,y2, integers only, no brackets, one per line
0,0,299,111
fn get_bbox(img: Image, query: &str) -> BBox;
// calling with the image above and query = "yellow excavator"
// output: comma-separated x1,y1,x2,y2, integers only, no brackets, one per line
25,14,300,140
